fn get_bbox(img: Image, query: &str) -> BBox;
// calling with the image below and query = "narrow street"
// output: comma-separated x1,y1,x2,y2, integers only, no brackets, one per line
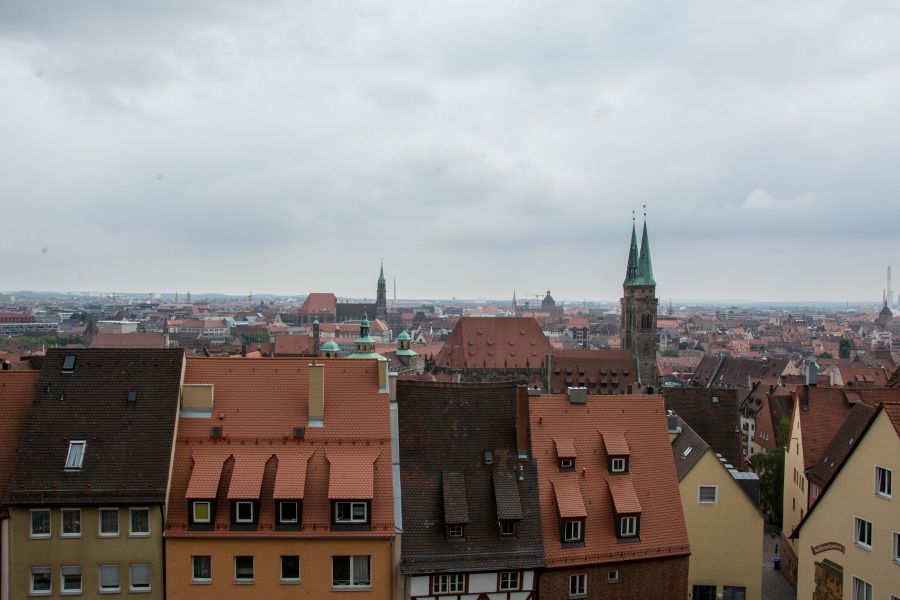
762,523,796,600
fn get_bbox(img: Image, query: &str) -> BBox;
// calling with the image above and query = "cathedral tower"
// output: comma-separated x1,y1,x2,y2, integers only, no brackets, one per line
621,215,658,388
375,261,387,321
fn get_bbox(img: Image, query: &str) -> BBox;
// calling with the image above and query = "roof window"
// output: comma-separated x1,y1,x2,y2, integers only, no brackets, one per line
127,391,137,402
65,441,86,471
62,354,77,373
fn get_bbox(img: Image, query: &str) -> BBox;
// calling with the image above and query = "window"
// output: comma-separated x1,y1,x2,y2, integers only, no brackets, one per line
130,508,150,536
235,501,254,523
723,586,747,600
234,556,254,583
610,457,627,473
99,565,120,593
560,458,575,470
893,531,900,564
61,508,81,537
619,515,638,538
65,441,86,471
30,509,51,538
332,555,371,589
608,569,620,583
432,574,466,594
281,556,300,583
563,519,583,542
31,567,52,595
569,573,587,598
855,517,872,549
99,508,119,536
500,520,517,536
192,501,211,523
693,586,717,600
192,556,211,583
129,564,150,592
699,486,718,504
62,354,77,372
852,576,872,600
448,524,464,538
499,571,520,591
61,566,82,594
279,501,298,524
876,466,893,498
127,390,137,402
335,501,368,523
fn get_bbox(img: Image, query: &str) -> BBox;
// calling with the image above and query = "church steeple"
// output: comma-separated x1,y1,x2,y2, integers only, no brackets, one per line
636,216,656,287
375,260,387,320
624,217,639,286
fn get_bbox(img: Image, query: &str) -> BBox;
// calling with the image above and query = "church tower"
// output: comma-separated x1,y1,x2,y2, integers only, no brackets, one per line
375,261,387,321
621,214,658,388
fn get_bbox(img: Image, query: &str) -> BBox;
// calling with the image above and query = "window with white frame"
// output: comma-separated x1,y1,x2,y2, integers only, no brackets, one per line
563,519,583,542
560,458,575,470
500,520,517,536
64,441,86,471
99,565,120,593
192,556,211,583
30,567,52,595
192,501,211,523
432,573,466,594
61,508,81,537
99,508,119,536
279,501,299,524
61,566,82,594
699,486,718,504
30,509,51,538
852,576,872,600
234,556,254,583
332,555,371,589
448,524,464,538
235,501,254,523
611,457,627,473
569,573,587,598
855,517,872,549
130,564,151,592
619,515,638,538
281,556,300,583
608,570,620,583
876,466,893,498
893,531,900,564
130,508,150,536
499,571,520,591
334,501,368,523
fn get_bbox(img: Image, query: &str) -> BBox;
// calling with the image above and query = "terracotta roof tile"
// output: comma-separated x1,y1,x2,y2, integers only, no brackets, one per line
273,452,312,499
227,452,270,499
601,431,630,456
0,371,38,500
88,332,167,349
298,293,337,315
554,438,577,459
434,317,552,370
442,471,469,524
186,451,226,499
553,478,587,518
608,477,642,514
326,450,378,499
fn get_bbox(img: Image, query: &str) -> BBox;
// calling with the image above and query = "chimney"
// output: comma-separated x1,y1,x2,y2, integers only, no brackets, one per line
308,362,325,427
666,409,680,434
241,344,247,357
313,319,321,354
567,387,587,405
516,385,530,459
378,358,389,393
806,362,818,387
1,360,10,370
801,386,810,412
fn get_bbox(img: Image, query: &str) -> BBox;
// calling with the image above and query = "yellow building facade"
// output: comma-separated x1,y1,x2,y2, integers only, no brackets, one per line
781,398,808,584
795,407,900,600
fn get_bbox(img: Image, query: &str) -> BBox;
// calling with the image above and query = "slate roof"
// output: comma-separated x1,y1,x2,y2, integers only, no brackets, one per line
433,317,552,370
167,357,393,538
806,402,876,486
663,388,743,468
397,380,544,574
670,416,710,481
0,371,39,502
690,356,788,388
530,394,690,568
5,349,184,505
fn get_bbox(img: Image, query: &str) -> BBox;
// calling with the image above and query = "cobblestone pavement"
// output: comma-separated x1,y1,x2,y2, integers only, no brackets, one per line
762,523,796,600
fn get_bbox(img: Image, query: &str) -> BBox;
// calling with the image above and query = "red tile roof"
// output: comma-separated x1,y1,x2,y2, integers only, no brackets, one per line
608,477,642,514
601,431,630,456
434,317,552,370
554,438,577,458
167,357,393,538
273,334,314,356
553,479,587,519
88,332,167,349
326,449,378,500
227,452,269,499
531,394,690,568
298,293,337,315
0,371,38,498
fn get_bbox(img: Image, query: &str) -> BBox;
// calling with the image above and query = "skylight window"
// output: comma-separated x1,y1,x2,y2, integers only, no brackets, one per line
62,355,77,373
65,441,86,471
127,391,137,402
682,447,693,459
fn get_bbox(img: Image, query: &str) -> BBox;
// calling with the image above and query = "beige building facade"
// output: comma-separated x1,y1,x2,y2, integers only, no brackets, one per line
781,398,808,584
794,405,900,600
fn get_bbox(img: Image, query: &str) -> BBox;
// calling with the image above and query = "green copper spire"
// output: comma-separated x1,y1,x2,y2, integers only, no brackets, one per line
624,220,639,286
634,217,656,287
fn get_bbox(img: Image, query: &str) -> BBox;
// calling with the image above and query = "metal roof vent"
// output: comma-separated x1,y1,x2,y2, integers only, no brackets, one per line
293,427,305,439
711,395,719,404
211,426,223,439
567,387,588,404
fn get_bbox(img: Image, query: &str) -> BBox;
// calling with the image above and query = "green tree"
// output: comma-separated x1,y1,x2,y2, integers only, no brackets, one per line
241,331,269,344
838,338,851,359
661,349,680,357
750,447,785,526
816,352,833,359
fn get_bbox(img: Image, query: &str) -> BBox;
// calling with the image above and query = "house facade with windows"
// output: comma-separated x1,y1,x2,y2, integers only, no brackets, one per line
529,391,690,599
3,348,185,599
670,416,764,600
164,357,394,599
791,401,900,600
396,381,544,600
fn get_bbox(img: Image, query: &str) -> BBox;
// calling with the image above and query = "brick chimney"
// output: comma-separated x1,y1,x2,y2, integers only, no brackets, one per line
516,385,530,459
308,362,325,427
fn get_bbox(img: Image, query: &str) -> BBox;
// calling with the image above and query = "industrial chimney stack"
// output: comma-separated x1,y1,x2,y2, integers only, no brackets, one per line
888,265,893,309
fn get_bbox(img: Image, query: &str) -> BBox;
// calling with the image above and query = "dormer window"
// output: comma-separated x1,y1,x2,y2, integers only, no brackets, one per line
562,519,584,543
560,458,575,471
499,520,517,536
610,457,628,473
334,501,369,524
65,441,86,471
234,501,254,523
447,524,466,539
279,501,299,524
191,501,212,524
618,515,639,538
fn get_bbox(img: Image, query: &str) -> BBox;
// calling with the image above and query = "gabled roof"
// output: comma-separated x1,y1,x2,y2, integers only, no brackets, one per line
806,402,876,486
167,357,393,539
88,332,167,349
298,292,337,315
0,371,39,501
5,349,185,505
397,380,544,574
663,388,743,468
273,333,314,356
670,416,710,481
530,394,689,568
433,317,553,370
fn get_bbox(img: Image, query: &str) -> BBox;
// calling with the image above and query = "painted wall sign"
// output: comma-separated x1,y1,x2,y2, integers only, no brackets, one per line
811,542,845,555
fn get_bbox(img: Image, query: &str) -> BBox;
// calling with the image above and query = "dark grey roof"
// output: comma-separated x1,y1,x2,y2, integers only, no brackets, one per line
5,348,184,505
397,380,544,574
663,387,744,468
670,416,709,481
807,402,876,486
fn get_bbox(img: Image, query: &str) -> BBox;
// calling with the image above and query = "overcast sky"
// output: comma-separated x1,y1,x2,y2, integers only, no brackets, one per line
2,1,899,302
